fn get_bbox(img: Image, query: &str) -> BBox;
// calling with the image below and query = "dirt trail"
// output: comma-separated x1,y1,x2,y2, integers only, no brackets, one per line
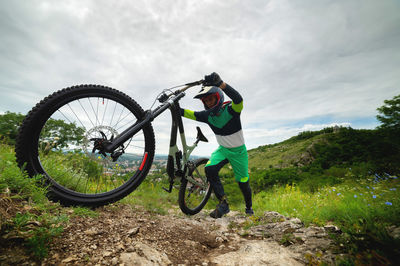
1,203,346,265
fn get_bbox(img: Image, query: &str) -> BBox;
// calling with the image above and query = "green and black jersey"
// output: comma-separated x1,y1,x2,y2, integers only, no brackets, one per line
180,84,245,148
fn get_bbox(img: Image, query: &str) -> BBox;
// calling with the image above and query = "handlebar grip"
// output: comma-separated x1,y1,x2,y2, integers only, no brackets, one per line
185,80,204,86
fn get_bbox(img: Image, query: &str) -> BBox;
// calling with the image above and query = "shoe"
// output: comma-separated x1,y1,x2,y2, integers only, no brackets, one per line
210,200,230,219
245,207,254,215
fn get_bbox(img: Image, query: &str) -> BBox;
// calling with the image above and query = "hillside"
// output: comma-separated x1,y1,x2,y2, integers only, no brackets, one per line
248,133,324,170
247,126,400,174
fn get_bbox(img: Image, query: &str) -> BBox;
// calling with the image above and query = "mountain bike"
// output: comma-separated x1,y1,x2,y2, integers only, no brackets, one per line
15,80,213,215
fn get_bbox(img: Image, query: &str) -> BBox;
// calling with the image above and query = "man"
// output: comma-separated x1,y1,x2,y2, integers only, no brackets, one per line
180,72,253,218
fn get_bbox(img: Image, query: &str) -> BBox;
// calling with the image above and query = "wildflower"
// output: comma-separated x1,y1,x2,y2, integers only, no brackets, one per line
332,188,336,191
359,193,363,195
354,195,357,198
337,193,341,196
385,202,393,206
394,176,398,179
389,188,397,191
373,195,377,199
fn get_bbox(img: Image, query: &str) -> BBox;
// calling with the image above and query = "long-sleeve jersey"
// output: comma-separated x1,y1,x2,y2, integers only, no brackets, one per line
180,84,245,148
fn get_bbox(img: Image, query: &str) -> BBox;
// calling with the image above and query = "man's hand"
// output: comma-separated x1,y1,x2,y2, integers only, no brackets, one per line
204,72,223,87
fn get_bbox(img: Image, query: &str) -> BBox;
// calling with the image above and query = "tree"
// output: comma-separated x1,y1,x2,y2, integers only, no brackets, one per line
39,118,85,150
377,94,400,130
0,112,25,144
0,111,85,148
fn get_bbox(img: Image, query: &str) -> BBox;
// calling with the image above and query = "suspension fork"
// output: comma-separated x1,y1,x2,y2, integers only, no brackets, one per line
163,101,195,193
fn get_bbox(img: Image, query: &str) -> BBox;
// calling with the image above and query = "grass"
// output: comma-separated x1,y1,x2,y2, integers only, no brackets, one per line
252,173,399,226
252,171,400,263
121,180,180,215
2,140,400,263
0,143,100,260
248,134,325,169
120,175,219,215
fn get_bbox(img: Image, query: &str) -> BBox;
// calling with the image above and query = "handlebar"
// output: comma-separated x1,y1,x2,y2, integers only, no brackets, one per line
185,80,204,87
176,79,204,94
159,79,204,101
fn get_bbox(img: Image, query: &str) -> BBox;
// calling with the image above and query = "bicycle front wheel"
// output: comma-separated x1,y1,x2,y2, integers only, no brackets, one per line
178,158,212,215
15,84,155,207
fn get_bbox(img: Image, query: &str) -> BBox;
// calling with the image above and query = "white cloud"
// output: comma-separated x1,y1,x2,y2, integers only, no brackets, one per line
1,0,399,156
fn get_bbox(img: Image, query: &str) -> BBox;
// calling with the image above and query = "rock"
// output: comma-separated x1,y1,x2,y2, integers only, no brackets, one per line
324,225,341,234
289,218,303,225
210,240,302,265
110,257,119,265
103,251,113,257
84,229,101,236
116,243,125,251
215,237,224,243
119,242,171,265
62,256,77,263
125,246,135,252
184,240,198,247
304,227,327,238
387,225,400,239
128,227,140,236
263,211,286,223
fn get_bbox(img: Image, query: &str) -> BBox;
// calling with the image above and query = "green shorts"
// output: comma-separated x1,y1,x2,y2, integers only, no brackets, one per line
206,144,249,183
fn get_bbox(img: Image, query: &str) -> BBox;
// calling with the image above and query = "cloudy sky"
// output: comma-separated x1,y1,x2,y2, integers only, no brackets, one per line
1,0,399,156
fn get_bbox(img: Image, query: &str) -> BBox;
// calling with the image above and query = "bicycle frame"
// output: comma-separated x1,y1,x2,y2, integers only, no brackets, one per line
102,81,208,192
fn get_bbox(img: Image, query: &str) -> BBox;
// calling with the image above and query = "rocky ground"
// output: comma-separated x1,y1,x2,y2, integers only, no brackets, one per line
0,200,349,265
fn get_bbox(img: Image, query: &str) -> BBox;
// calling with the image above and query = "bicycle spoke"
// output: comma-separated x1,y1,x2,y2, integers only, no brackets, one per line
96,98,100,125
113,111,132,130
114,107,125,127
77,99,95,128
68,103,89,129
101,98,109,125
88,98,99,127
109,101,118,128
116,118,138,132
128,144,145,149
57,110,76,128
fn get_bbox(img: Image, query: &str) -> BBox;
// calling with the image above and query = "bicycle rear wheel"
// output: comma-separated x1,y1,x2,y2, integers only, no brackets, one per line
15,84,155,207
178,158,212,215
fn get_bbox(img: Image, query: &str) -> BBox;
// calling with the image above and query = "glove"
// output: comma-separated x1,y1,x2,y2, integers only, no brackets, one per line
204,72,223,87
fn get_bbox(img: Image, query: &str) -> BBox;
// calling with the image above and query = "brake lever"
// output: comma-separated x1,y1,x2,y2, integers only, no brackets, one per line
174,79,204,95
185,79,204,86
